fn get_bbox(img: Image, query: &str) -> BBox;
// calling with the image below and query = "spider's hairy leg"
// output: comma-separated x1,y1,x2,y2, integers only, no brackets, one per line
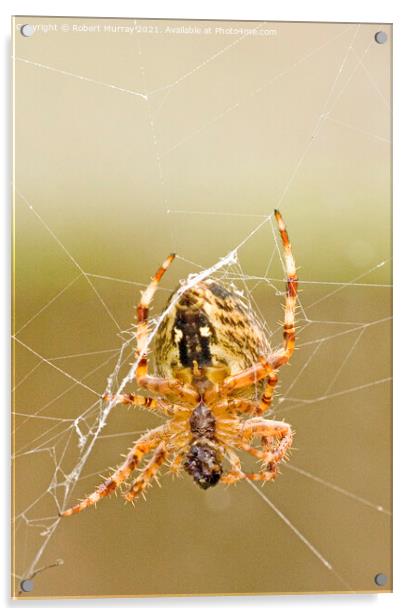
136,253,176,380
168,449,187,476
220,359,277,394
220,349,289,395
223,211,298,412
59,424,167,517
103,392,158,409
124,444,167,502
220,446,280,485
213,398,262,416
243,469,279,482
220,448,245,485
137,374,199,406
241,417,293,448
215,415,287,486
256,369,279,415
237,417,293,470
220,447,277,484
249,211,298,415
125,416,191,494
273,208,298,368
102,392,189,418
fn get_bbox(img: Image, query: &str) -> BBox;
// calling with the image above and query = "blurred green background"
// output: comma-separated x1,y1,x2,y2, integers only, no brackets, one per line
13,17,391,597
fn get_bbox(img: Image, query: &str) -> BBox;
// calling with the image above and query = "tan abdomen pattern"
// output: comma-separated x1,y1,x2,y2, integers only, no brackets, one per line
154,279,271,380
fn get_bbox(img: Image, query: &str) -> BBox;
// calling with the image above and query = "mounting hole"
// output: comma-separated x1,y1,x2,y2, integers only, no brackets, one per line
375,31,387,44
374,572,387,586
20,579,33,592
20,24,34,37
20,24,34,36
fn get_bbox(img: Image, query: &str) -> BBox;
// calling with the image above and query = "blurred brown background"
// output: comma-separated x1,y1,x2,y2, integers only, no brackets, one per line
13,17,391,597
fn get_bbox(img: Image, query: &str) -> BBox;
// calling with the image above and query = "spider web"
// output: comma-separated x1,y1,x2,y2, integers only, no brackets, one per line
12,17,392,597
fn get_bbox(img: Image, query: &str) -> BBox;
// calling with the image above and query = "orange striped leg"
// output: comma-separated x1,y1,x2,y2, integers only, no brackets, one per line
60,425,167,517
213,398,261,416
221,469,278,484
137,374,199,406
241,418,293,446
273,209,298,367
220,448,245,485
168,449,187,476
221,212,297,397
103,392,189,418
124,444,167,502
136,254,175,381
256,368,279,415
238,418,293,469
220,448,277,485
221,361,274,394
243,469,279,482
253,211,298,414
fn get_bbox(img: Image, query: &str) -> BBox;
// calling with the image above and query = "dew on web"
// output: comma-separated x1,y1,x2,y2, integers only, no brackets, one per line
12,18,391,595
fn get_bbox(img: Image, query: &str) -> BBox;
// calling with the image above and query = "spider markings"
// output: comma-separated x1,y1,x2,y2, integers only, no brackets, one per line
155,279,271,380
60,209,297,516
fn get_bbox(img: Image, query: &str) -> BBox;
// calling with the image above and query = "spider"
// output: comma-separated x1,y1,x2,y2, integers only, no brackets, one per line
60,210,297,516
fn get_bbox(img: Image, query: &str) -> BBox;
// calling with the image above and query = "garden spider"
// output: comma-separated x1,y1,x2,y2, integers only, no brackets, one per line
61,210,297,516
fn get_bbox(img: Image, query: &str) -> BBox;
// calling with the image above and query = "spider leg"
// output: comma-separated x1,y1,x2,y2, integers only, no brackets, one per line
135,253,175,381
220,351,288,395
103,392,189,418
220,360,277,394
168,449,187,476
124,444,167,502
273,209,298,367
220,447,277,484
132,255,200,406
60,424,167,517
213,398,261,416
255,211,298,413
137,374,199,406
221,210,297,406
256,369,279,416
236,417,293,472
214,401,286,476
125,419,192,496
220,448,245,485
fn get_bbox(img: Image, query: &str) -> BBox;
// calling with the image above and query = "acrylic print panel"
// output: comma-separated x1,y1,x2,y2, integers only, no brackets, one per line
12,16,392,598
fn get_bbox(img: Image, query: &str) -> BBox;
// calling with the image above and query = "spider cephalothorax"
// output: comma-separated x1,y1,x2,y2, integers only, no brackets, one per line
61,210,297,517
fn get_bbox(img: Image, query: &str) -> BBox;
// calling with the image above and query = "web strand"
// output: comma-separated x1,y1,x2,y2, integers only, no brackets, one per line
246,480,352,590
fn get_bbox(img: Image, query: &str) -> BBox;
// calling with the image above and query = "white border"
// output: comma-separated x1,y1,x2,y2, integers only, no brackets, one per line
2,1,409,614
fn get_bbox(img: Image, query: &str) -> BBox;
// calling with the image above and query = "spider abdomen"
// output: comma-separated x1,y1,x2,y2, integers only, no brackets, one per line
184,441,222,489
155,279,270,379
